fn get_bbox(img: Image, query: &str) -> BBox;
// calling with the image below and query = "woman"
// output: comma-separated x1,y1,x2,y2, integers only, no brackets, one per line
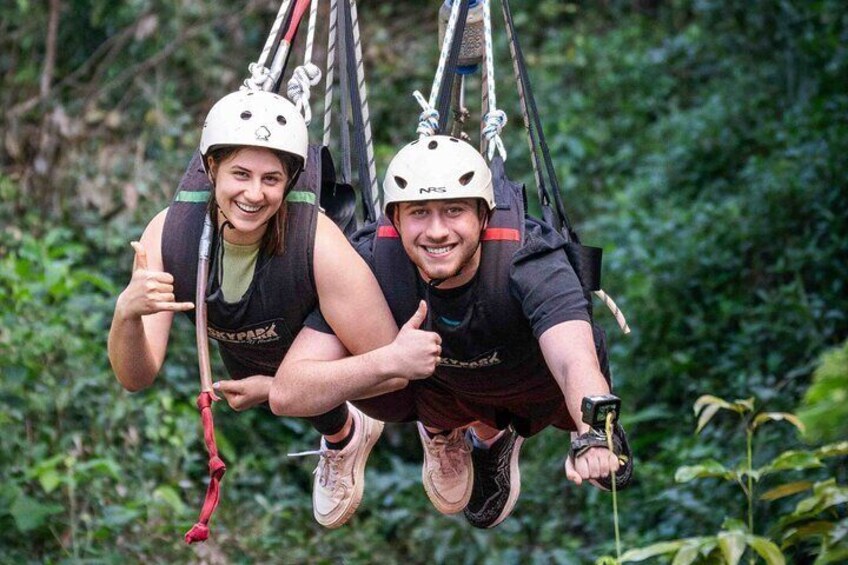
107,89,439,529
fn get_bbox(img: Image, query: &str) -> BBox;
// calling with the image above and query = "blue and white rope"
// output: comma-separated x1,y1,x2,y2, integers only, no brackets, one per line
413,90,440,137
416,0,463,137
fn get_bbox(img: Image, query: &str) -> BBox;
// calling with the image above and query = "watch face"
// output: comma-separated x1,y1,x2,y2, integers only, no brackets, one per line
595,403,618,426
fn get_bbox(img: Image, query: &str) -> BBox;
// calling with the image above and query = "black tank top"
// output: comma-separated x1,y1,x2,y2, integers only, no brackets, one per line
162,146,326,378
369,156,541,393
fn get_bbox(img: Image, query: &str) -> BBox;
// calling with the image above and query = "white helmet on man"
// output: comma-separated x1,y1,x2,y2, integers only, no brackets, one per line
199,89,308,172
383,135,494,213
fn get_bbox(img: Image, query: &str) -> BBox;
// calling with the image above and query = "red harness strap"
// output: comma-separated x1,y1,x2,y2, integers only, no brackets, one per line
376,225,520,241
184,391,227,544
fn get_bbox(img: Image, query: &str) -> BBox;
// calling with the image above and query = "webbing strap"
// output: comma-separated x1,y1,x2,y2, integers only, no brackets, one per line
501,0,574,240
286,190,317,204
377,225,520,242
175,190,210,203
435,0,471,135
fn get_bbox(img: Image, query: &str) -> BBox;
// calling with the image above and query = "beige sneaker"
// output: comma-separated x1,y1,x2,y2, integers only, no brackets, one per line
311,405,384,528
417,422,473,514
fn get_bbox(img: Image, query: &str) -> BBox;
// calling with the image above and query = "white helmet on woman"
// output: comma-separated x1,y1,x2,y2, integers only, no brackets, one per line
383,135,494,212
199,89,308,172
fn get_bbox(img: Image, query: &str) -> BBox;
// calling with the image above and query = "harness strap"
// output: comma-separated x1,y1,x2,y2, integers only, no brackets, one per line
500,0,630,334
377,225,519,242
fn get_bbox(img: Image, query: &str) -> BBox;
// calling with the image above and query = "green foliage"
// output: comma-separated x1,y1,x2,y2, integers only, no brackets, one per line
599,393,846,564
796,340,848,444
1,0,847,561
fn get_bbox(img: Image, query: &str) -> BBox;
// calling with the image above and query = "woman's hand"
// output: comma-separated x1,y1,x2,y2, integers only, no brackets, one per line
214,376,273,411
115,241,194,319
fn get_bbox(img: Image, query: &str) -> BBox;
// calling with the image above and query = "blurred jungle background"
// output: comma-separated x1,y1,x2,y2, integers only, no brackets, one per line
1,0,846,562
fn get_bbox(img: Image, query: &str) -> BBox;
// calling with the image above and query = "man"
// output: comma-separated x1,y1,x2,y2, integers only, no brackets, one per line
271,135,631,528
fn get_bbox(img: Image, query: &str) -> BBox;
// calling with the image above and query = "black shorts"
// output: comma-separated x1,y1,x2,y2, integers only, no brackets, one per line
353,373,576,438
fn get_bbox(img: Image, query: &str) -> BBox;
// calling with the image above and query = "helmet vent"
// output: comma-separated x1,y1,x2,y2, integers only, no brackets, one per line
428,140,438,150
459,171,475,186
277,115,287,125
449,137,459,142
394,176,408,189
240,111,252,120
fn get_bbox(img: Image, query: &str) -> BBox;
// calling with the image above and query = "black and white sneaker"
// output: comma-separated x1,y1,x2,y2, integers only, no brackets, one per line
463,428,524,529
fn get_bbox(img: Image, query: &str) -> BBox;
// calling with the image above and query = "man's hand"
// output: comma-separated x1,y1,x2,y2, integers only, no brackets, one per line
213,376,272,412
564,446,621,486
388,300,442,380
115,241,194,319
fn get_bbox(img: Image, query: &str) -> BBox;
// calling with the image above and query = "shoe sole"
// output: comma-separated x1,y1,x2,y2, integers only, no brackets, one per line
485,434,524,529
417,424,473,515
316,413,384,529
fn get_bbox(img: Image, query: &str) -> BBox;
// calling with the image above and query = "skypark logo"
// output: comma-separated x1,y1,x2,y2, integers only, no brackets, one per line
439,350,502,369
208,322,280,345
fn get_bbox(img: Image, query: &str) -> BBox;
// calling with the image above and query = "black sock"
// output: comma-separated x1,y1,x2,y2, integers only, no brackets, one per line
325,420,355,450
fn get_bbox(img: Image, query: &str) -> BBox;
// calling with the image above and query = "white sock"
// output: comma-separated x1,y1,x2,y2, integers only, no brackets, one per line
470,428,505,450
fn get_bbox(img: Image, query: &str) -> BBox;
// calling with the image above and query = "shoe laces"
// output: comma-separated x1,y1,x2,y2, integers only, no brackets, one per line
288,447,346,489
426,431,471,476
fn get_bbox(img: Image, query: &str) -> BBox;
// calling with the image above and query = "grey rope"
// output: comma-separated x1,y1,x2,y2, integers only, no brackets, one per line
322,0,338,146
287,0,322,124
348,0,379,214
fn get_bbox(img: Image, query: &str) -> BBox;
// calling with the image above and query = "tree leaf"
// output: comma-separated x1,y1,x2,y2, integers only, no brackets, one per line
37,469,61,494
10,493,64,532
671,541,702,565
752,412,805,433
696,403,722,434
746,535,786,565
717,530,746,565
760,481,814,501
760,451,823,475
619,540,687,561
675,460,731,483
815,441,848,459
693,394,732,417
153,485,186,514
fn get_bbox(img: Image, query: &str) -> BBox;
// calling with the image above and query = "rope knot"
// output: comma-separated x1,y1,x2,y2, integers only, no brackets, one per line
483,109,508,160
287,63,323,124
413,90,440,137
243,62,273,91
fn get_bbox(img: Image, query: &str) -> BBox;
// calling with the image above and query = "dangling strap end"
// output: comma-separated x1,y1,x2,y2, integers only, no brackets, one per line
185,523,210,544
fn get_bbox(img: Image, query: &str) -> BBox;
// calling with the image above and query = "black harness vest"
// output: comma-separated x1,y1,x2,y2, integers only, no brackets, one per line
162,145,330,379
372,157,541,392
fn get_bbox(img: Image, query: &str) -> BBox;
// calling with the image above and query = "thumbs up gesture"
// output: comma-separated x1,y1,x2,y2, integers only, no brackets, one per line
116,241,194,319
389,300,442,380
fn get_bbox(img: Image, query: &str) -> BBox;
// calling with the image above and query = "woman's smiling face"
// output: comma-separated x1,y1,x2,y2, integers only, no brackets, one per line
209,146,289,245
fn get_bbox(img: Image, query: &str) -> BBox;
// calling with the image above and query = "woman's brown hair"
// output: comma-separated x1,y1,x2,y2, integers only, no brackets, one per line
205,146,304,256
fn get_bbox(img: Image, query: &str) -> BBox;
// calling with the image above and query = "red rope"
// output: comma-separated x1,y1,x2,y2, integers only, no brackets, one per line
185,391,227,544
